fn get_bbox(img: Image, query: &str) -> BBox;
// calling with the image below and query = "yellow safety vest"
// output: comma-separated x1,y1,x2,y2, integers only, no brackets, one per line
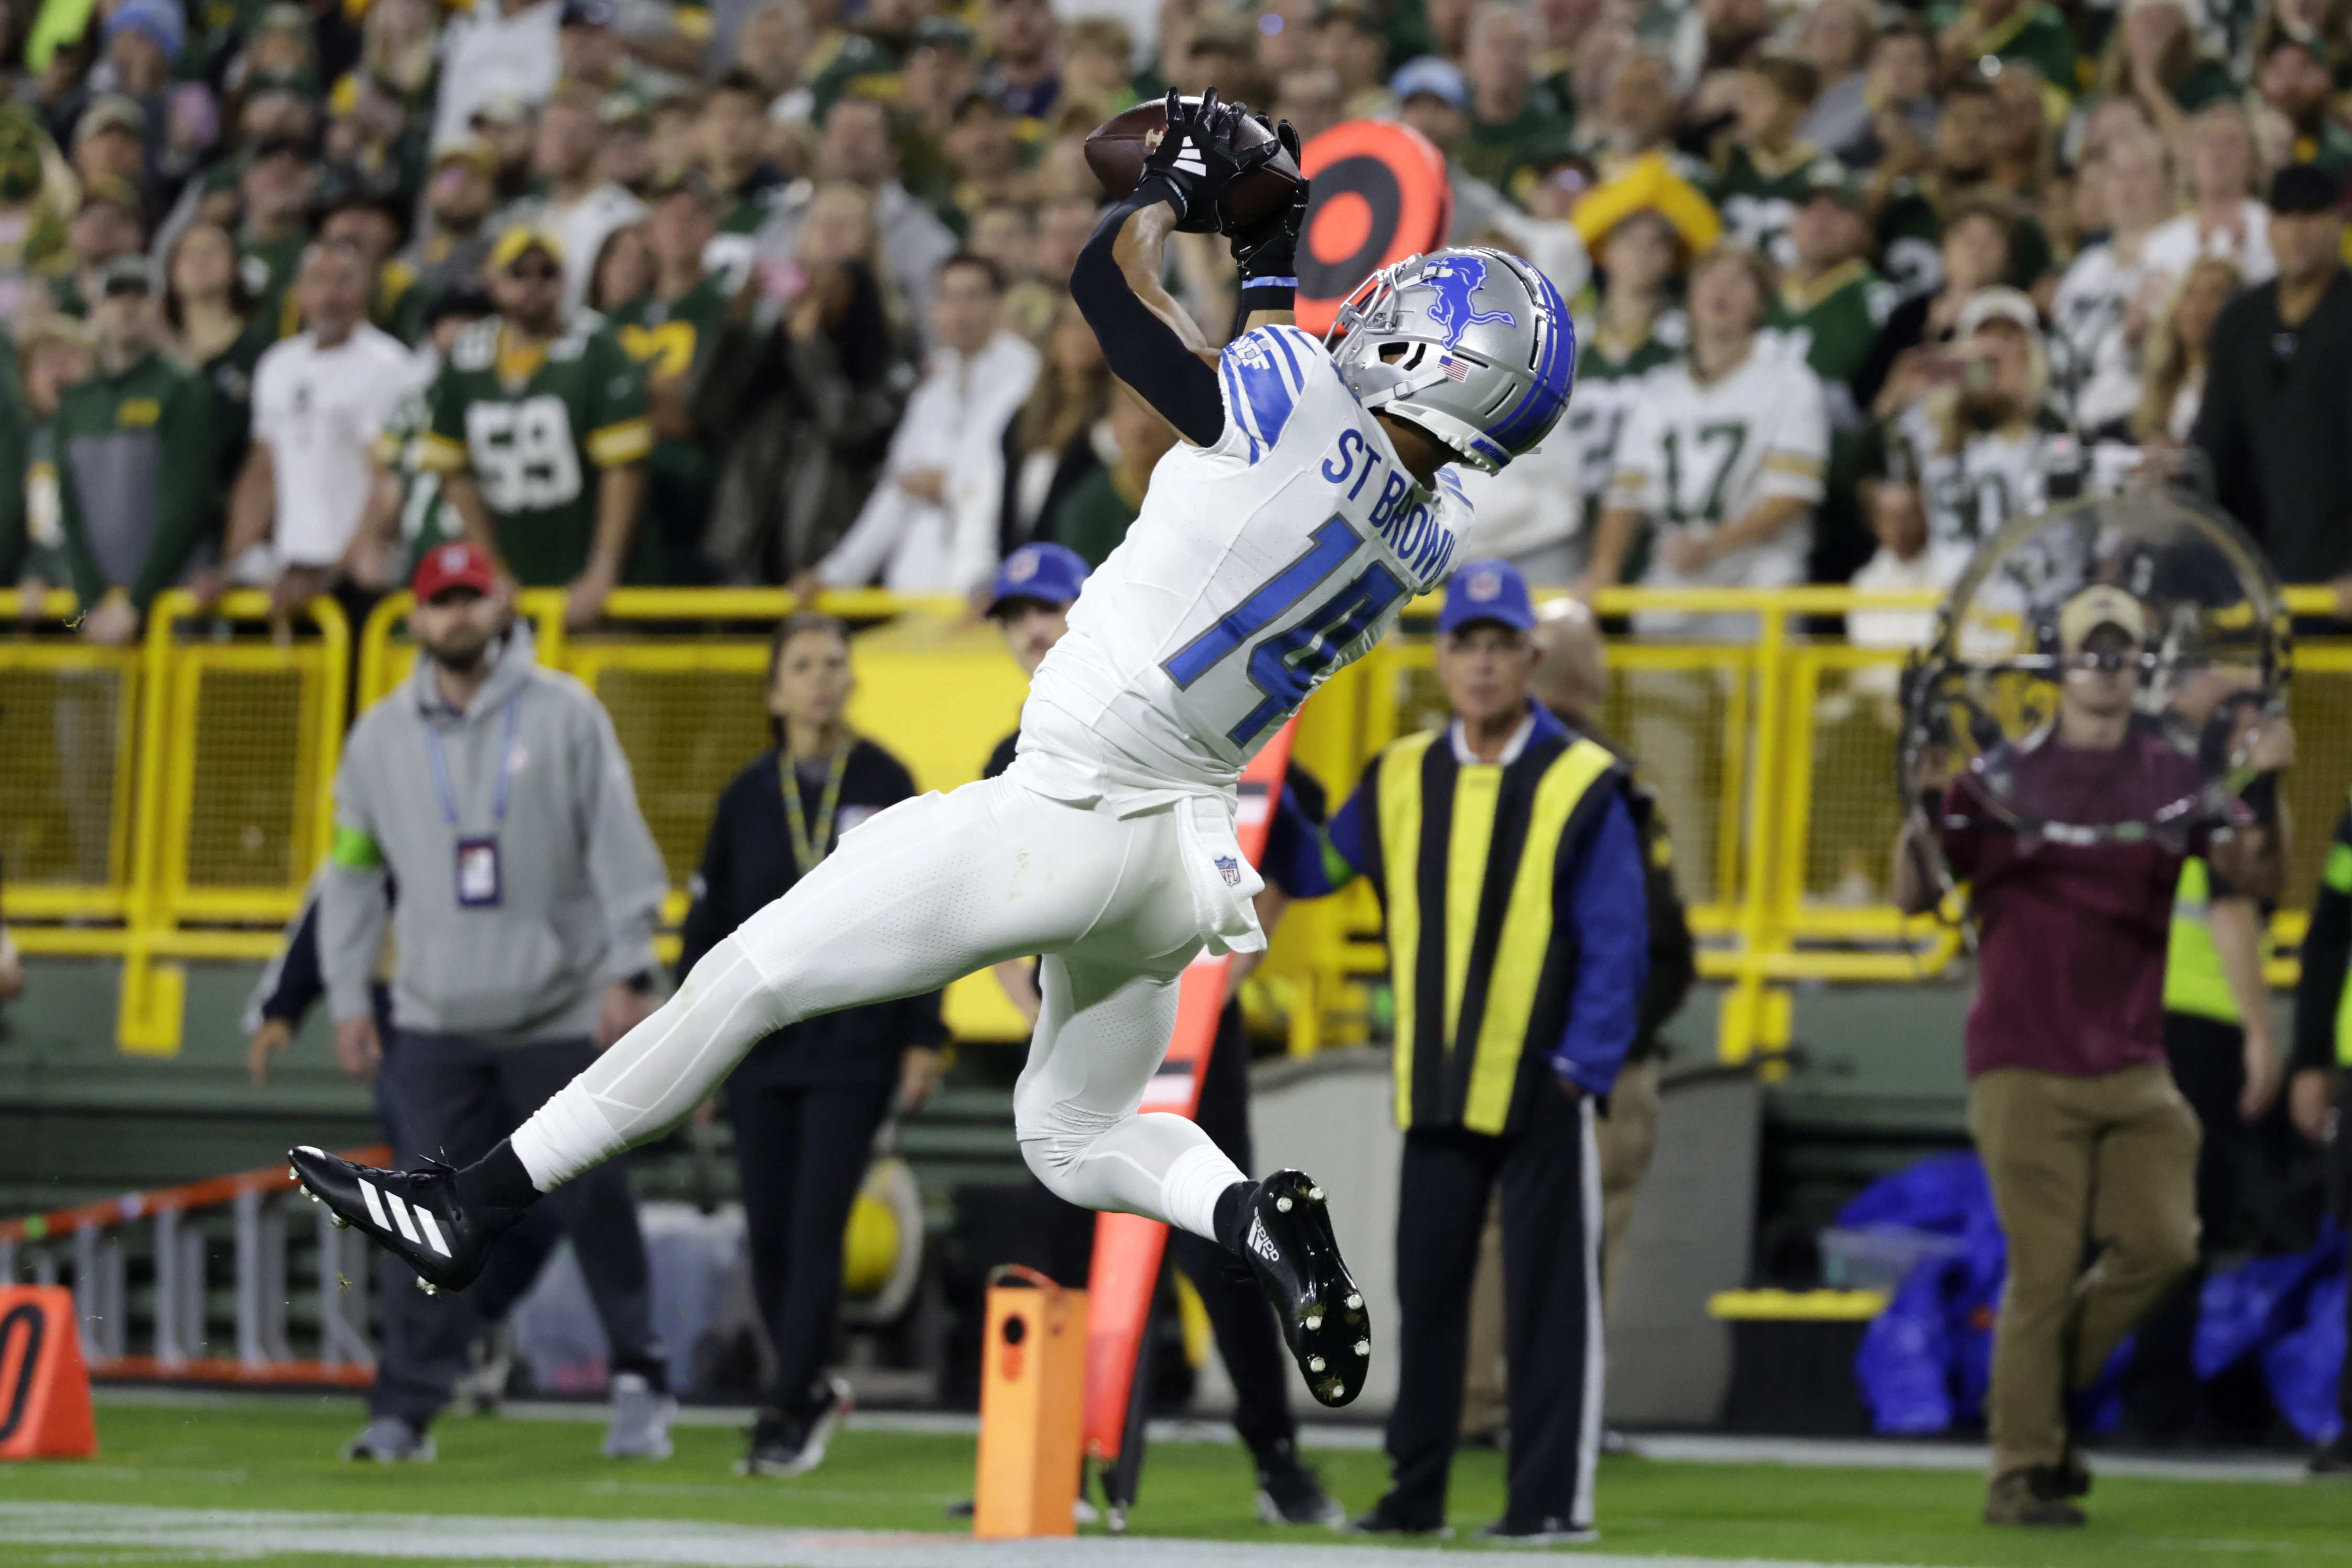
2324,829,2352,1066
1364,726,1622,1136
2163,857,2247,1025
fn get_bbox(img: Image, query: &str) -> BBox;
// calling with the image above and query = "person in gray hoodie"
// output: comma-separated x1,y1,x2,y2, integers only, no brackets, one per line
320,539,675,1464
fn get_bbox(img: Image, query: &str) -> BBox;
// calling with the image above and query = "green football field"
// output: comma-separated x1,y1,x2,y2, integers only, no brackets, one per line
0,1396,2343,1567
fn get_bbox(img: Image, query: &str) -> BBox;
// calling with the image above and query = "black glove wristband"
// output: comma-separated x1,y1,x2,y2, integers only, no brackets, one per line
1229,215,1299,322
1237,278,1296,314
1234,225,1299,289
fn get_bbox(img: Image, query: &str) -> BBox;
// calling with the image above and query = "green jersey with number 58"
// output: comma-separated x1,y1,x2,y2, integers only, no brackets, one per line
420,316,653,586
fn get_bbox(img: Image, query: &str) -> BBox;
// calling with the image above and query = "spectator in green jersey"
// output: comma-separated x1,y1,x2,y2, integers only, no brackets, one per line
419,225,652,626
1459,2,1577,200
50,256,216,643
6,315,94,606
1932,0,2077,109
607,177,735,579
1708,53,1824,270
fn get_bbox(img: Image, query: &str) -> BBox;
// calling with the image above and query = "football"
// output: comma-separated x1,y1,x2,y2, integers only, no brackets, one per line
1083,96,1304,233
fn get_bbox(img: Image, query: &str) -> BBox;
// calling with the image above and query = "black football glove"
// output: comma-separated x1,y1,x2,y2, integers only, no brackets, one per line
1135,87,1250,234
1229,116,1307,277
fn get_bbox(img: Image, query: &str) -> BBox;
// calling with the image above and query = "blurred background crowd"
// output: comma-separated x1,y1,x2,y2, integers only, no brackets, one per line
0,0,2348,635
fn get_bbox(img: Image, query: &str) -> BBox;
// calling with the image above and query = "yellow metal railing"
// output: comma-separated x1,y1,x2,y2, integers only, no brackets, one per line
1,583,2329,1062
2,589,349,1052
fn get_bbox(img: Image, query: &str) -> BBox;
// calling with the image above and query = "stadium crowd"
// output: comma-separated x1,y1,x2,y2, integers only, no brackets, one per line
0,0,2348,622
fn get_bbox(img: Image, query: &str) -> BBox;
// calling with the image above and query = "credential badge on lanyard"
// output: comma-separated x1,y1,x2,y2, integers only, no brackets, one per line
429,697,524,909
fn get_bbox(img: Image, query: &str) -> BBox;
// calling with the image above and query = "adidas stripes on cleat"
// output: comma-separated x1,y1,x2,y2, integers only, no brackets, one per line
1231,1169,1371,1408
288,1145,521,1292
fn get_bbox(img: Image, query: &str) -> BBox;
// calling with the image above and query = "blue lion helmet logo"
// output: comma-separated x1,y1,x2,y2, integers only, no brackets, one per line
1420,255,1517,350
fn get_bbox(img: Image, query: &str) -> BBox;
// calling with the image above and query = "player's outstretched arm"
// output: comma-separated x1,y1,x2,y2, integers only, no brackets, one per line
1072,194,1226,445
1108,199,1218,364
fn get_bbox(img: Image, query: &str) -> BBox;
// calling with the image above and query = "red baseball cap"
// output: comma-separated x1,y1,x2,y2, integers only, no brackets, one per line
412,542,499,602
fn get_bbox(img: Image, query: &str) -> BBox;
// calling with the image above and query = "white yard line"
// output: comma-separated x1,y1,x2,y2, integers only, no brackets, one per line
0,1502,1924,1568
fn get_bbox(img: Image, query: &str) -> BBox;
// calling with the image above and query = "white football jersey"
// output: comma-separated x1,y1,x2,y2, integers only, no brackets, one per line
2050,241,2148,432
1020,324,1470,806
1607,345,1825,607
1892,402,2084,555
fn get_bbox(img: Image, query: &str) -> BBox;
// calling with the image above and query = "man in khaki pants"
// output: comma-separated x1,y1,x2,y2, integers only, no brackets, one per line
1894,585,2286,1527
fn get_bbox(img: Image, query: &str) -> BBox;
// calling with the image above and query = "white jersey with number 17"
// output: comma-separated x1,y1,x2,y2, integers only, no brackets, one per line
1018,323,1470,809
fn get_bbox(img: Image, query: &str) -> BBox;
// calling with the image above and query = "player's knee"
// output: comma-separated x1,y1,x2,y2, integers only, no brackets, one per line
1013,1091,1122,1204
1016,1131,1089,1204
1009,1073,1064,1147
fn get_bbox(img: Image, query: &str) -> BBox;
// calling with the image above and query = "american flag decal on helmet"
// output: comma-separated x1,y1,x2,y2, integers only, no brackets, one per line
1440,356,1472,382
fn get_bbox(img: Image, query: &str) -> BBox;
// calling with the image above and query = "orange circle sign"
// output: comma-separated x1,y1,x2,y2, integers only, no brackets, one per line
1296,120,1453,336
1311,190,1375,266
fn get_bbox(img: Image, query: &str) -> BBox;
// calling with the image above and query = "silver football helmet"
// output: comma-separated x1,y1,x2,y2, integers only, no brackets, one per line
1324,247,1576,474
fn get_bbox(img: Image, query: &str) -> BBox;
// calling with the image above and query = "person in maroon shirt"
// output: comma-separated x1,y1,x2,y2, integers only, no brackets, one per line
1893,584,2290,1529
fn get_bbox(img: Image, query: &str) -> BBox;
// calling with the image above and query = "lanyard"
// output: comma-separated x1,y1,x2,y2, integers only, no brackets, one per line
782,745,849,876
426,698,524,828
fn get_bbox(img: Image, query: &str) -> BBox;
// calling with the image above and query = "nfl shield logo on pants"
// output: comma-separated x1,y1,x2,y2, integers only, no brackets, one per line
1215,855,1241,886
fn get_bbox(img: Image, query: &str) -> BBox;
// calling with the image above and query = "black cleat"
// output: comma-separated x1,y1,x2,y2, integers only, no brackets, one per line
287,1145,521,1292
1231,1170,1371,1408
1253,1436,1344,1527
1476,1516,1599,1546
737,1377,852,1478
1346,1495,1451,1538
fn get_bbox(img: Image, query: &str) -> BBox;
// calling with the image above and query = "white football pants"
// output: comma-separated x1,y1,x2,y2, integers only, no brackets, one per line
509,774,1250,1240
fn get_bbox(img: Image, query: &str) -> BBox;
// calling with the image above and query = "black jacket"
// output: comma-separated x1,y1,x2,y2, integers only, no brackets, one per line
2292,794,2352,1077
246,877,399,1035
689,264,916,581
678,739,946,1087
999,419,1105,559
2193,269,2352,583
1850,290,1940,420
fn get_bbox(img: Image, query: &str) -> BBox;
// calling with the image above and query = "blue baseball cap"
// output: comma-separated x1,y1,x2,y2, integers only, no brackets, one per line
987,542,1090,613
1390,55,1469,113
1438,559,1538,635
104,0,185,62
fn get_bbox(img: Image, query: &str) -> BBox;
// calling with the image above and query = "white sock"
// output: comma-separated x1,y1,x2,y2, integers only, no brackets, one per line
1159,1141,1248,1241
510,1087,623,1191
